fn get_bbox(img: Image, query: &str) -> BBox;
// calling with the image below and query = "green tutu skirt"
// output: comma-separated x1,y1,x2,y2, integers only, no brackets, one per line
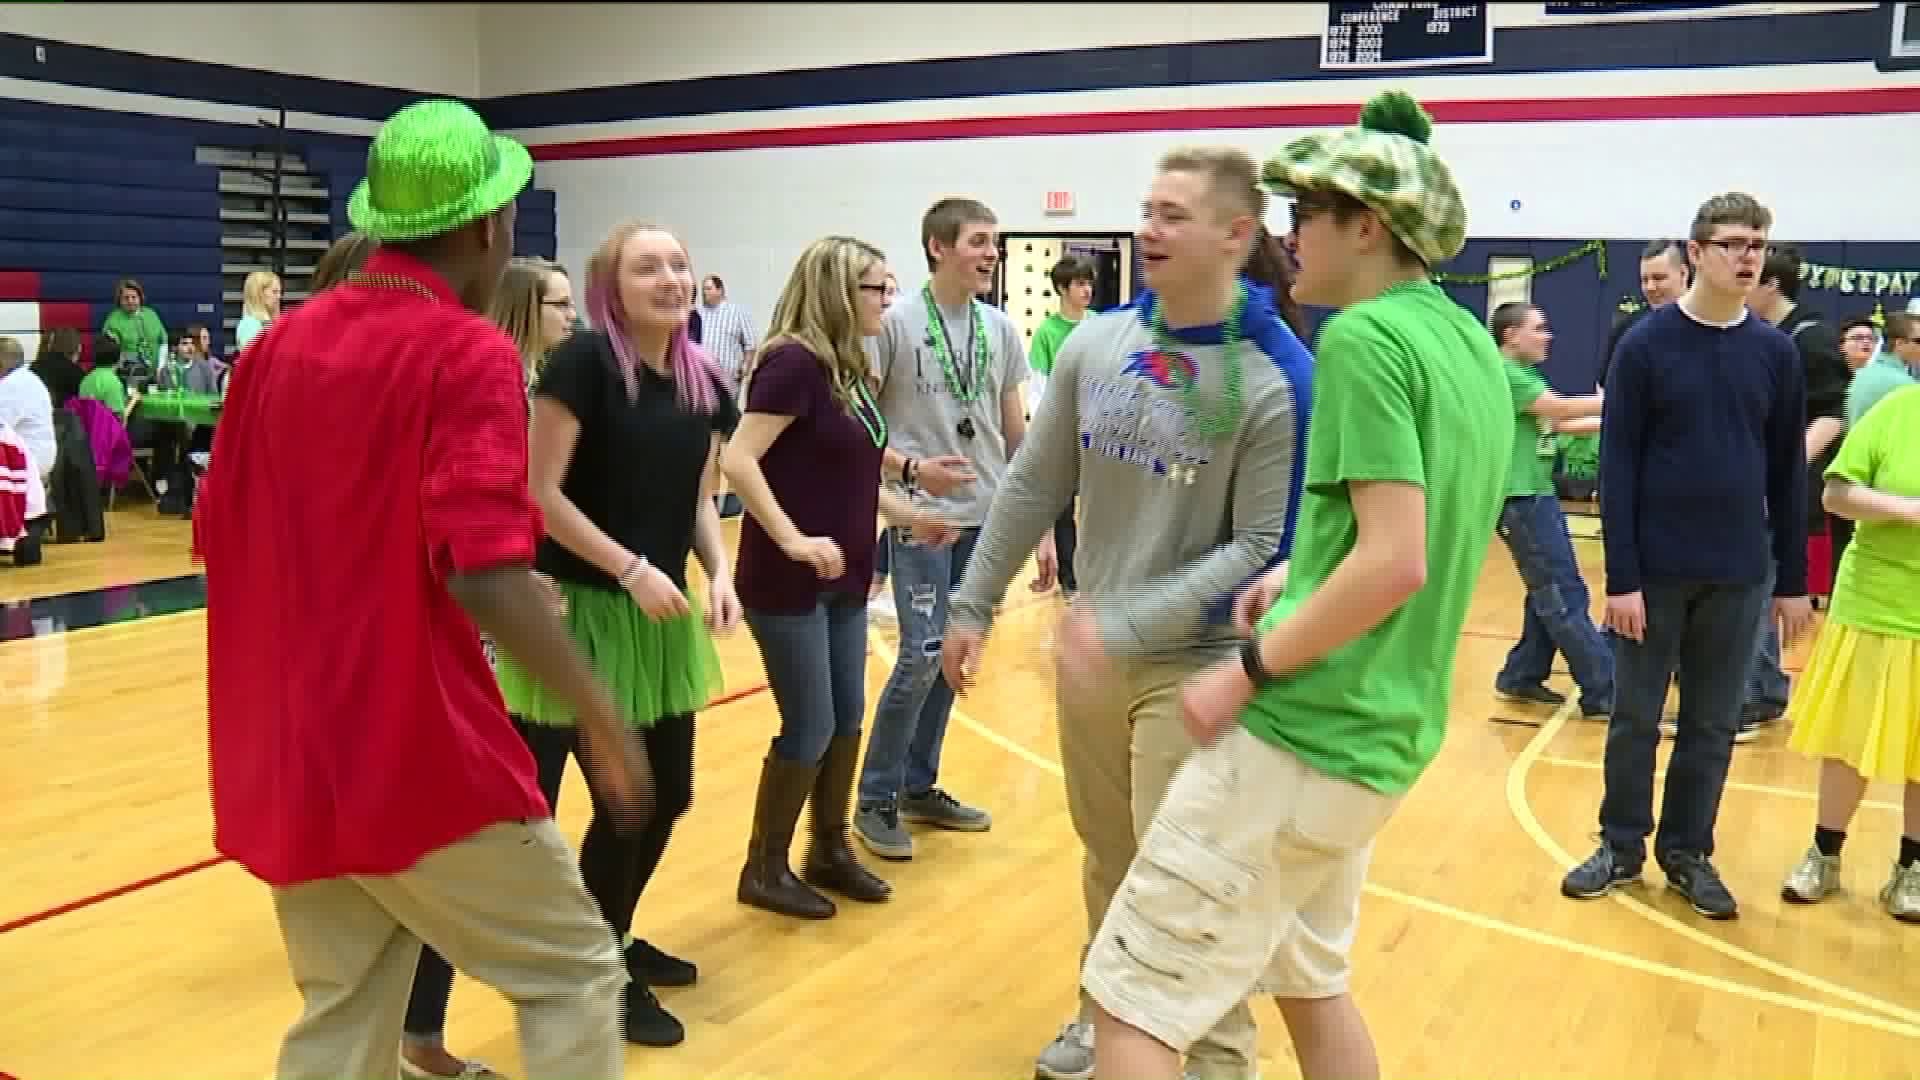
496,578,723,730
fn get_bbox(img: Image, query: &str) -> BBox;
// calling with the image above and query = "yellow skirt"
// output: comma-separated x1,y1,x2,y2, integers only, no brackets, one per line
1785,620,1920,784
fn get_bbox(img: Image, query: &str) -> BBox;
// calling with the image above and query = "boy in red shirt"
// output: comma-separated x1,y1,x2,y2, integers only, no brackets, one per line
195,100,653,1080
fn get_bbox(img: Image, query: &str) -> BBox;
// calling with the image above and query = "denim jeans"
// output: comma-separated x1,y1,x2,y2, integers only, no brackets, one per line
1054,492,1078,593
1494,494,1614,711
857,526,981,806
745,593,869,766
1745,622,1791,717
1598,579,1771,864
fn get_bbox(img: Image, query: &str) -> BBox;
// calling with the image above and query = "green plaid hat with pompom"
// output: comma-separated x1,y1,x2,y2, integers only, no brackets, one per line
1260,91,1466,266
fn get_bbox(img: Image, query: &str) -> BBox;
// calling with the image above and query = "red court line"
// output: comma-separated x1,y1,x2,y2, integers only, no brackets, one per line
0,855,227,936
0,682,773,938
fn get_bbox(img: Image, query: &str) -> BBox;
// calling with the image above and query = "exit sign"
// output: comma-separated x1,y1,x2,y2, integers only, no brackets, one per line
1044,190,1075,215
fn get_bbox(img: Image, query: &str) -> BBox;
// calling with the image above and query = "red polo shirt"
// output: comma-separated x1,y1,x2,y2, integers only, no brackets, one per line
195,249,551,888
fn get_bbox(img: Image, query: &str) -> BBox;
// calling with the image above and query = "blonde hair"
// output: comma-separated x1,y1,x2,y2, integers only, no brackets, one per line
241,271,281,319
752,236,886,410
585,220,721,414
489,257,566,378
1158,145,1267,222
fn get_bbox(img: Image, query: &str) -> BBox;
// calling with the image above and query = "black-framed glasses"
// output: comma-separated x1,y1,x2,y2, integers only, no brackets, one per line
858,284,889,294
1706,238,1768,257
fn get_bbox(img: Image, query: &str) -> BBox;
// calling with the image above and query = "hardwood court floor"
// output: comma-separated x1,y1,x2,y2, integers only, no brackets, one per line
2,504,1916,1080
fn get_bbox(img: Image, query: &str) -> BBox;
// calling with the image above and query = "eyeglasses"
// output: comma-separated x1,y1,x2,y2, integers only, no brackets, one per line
857,284,889,294
1705,238,1768,257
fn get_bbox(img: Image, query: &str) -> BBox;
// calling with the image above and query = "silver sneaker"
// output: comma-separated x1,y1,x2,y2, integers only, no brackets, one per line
1035,1020,1094,1080
1881,861,1920,922
1781,845,1841,903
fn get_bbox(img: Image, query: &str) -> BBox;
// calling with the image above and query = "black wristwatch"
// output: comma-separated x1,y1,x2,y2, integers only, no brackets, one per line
1240,637,1276,688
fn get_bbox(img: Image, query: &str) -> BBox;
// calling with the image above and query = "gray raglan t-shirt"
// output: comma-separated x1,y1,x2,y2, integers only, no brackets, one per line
871,289,1027,528
948,294,1309,660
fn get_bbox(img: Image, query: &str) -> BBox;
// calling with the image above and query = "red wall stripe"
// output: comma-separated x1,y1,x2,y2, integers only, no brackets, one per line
0,272,41,302
529,86,1920,162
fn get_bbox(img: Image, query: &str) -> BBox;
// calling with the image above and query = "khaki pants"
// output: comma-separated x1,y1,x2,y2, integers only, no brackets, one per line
270,819,627,1080
1056,650,1258,1076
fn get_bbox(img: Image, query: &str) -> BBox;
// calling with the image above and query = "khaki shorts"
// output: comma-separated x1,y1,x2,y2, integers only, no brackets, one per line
1081,724,1401,1054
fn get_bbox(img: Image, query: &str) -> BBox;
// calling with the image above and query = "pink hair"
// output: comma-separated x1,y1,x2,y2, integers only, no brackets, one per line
585,222,725,415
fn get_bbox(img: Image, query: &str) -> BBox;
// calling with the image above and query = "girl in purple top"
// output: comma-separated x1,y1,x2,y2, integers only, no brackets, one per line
722,236,953,920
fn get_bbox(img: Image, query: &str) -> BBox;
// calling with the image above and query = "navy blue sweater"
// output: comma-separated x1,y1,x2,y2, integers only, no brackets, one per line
1599,304,1807,597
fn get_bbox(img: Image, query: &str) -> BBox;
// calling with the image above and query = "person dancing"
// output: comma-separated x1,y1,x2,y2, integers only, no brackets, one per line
197,98,651,1080
493,220,742,1047
724,236,955,920
1779,383,1920,920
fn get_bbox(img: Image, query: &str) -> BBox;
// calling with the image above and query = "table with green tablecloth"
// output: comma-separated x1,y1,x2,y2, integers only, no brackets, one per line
136,391,222,426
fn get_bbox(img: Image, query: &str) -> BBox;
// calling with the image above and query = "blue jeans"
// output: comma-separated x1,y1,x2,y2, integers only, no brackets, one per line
1745,622,1791,717
1599,579,1771,864
858,526,981,806
1494,494,1614,711
745,593,869,766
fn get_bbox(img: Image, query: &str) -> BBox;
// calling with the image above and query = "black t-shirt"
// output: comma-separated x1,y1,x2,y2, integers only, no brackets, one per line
1782,306,1847,531
533,330,740,592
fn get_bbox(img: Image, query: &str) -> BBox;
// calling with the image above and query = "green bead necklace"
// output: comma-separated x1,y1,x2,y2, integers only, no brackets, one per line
921,283,991,403
849,377,887,448
1148,281,1247,438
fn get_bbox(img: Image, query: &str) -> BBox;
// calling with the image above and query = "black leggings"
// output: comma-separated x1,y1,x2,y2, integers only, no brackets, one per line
402,713,697,1039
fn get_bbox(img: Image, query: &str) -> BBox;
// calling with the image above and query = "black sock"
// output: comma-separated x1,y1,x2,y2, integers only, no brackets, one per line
1900,836,1920,868
1814,826,1846,857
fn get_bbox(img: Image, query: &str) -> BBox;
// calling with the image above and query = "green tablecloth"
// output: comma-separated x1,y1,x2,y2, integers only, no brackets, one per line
138,391,222,426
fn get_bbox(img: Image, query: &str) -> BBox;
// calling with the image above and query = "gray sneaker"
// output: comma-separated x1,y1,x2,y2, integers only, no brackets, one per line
901,787,992,831
854,801,913,860
1781,845,1841,904
1035,1020,1094,1080
1882,861,1920,922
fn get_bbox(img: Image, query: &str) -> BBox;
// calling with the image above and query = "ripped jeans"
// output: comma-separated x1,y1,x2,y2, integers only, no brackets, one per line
857,525,981,808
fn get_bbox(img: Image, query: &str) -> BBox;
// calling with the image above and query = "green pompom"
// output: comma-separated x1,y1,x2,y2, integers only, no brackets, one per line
1359,91,1433,145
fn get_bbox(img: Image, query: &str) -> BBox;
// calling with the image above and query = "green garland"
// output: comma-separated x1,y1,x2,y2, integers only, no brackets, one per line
1435,239,1608,285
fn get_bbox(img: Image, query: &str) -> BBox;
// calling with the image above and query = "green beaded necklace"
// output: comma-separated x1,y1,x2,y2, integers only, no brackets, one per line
921,282,991,403
1148,281,1247,439
849,377,887,448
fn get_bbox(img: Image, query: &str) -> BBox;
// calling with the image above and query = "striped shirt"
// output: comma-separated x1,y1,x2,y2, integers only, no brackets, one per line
697,301,756,386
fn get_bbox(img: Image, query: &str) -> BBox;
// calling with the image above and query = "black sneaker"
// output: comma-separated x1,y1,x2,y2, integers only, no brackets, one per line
1562,844,1642,899
1662,851,1738,920
626,938,697,987
1497,683,1567,707
623,983,686,1047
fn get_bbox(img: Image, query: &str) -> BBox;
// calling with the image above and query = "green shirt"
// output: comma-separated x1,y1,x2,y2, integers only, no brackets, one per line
1028,311,1080,376
100,306,167,362
78,365,127,418
1825,384,1920,640
1502,360,1559,498
1241,280,1513,795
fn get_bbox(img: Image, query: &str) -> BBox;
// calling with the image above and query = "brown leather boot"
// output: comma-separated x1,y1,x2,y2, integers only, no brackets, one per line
802,735,893,903
738,754,836,919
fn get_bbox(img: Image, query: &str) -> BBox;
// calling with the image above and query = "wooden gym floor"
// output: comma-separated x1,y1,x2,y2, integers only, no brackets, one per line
1,504,1915,1080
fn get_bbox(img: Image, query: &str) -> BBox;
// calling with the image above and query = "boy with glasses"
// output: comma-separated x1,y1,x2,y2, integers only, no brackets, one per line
1564,192,1815,920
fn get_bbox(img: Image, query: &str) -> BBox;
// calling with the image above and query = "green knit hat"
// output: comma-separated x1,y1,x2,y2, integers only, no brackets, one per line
1260,91,1466,266
348,99,533,243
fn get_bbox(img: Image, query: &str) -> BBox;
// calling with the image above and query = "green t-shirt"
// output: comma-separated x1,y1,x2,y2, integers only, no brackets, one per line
1502,360,1558,498
100,306,167,362
1028,311,1081,376
1241,280,1513,795
78,365,127,418
1825,384,1920,639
